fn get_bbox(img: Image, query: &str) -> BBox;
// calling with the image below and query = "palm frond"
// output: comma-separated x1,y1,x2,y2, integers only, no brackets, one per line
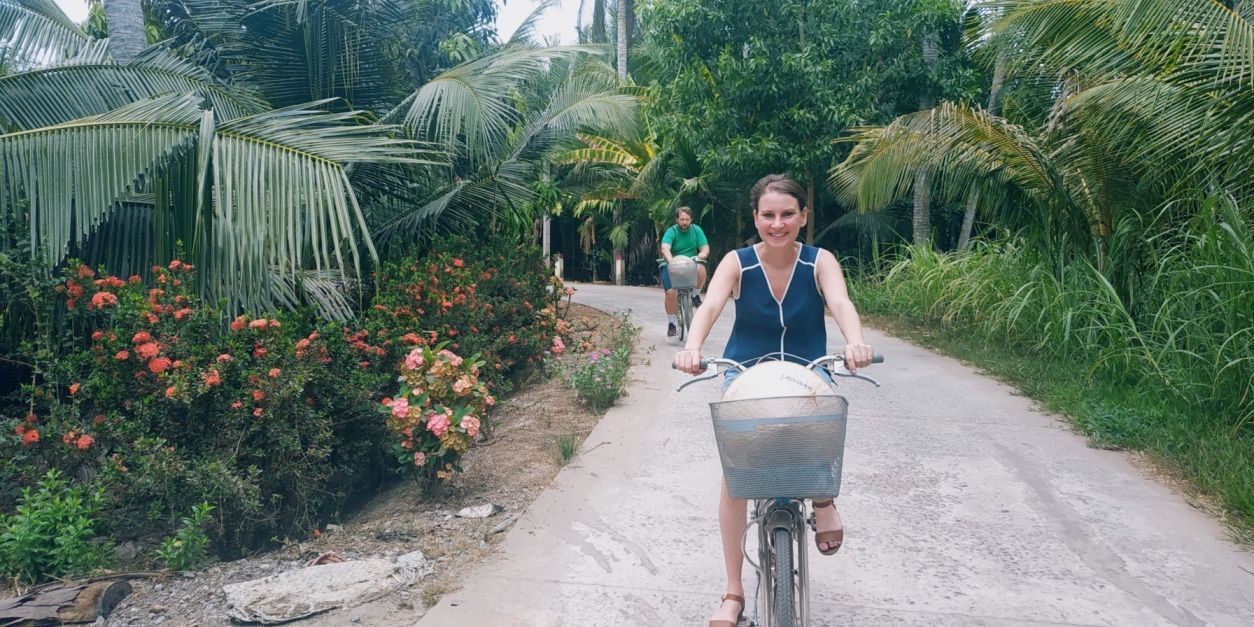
0,48,269,131
0,0,88,69
0,93,203,267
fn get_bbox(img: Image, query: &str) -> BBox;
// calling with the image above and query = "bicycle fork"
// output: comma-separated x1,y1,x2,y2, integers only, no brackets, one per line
750,499,810,626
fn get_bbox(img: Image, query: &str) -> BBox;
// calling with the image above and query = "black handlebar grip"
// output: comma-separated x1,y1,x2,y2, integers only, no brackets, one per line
872,353,885,364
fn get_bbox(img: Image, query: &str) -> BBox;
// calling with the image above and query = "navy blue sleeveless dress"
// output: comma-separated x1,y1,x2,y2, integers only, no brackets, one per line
723,244,827,367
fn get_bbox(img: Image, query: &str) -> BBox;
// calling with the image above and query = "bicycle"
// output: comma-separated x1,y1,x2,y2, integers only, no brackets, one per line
677,352,883,627
659,255,706,342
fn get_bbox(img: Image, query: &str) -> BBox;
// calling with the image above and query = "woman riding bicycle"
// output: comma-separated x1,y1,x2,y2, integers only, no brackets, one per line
673,173,874,627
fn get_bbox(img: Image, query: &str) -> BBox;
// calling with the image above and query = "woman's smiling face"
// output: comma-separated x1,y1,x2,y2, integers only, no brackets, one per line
754,191,807,248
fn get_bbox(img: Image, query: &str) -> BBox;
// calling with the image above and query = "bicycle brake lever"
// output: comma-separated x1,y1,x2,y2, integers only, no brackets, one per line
676,370,719,391
830,366,881,387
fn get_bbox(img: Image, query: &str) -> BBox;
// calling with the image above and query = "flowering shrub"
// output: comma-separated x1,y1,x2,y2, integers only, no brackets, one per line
1,260,394,558
382,343,493,482
570,347,632,412
566,317,639,412
364,236,565,396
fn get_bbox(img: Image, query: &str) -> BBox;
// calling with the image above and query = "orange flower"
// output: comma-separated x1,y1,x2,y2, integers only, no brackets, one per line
149,357,172,373
268,368,281,378
165,386,177,397
249,319,269,329
128,275,141,283
174,308,193,320
252,389,265,402
90,292,118,308
252,407,263,417
114,350,130,360
69,382,81,395
204,369,222,387
230,316,247,332
253,346,267,358
76,265,95,279
75,434,94,450
136,342,161,359
91,330,104,341
231,400,243,409
132,331,151,344
169,260,182,270
21,429,39,445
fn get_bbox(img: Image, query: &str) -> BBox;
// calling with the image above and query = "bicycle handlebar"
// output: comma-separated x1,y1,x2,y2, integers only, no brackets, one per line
673,353,884,392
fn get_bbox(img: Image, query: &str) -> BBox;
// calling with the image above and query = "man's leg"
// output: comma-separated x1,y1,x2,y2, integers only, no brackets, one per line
692,265,709,307
661,267,678,337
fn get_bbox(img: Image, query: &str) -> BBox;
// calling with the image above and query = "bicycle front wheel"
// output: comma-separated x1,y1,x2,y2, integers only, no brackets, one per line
772,527,797,626
677,289,693,342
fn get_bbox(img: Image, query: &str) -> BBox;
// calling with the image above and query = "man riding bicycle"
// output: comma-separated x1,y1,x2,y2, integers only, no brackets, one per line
660,206,710,337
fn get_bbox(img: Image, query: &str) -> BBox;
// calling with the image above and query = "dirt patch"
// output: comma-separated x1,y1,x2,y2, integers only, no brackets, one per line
90,302,622,626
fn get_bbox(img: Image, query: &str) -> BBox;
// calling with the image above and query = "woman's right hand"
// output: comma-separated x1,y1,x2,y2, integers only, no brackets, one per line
673,347,706,375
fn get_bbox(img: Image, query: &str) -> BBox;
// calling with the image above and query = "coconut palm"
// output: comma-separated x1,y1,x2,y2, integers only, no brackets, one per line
832,0,1253,269
0,0,640,317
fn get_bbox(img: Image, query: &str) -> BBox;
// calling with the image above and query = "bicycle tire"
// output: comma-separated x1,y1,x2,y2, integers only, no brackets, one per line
770,527,796,626
677,289,693,342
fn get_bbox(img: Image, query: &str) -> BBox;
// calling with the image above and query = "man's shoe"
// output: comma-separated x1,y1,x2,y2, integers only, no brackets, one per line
692,294,702,308
667,323,677,337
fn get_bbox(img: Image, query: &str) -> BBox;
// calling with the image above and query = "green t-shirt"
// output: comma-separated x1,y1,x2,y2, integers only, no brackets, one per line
662,224,708,258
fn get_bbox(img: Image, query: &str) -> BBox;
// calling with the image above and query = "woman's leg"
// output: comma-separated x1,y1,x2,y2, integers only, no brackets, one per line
711,478,747,623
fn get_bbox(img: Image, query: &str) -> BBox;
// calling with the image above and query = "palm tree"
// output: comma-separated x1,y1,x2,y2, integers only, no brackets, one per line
833,0,1252,269
0,0,640,317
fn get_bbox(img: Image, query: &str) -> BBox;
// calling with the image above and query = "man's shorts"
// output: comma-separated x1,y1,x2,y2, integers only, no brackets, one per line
660,265,673,290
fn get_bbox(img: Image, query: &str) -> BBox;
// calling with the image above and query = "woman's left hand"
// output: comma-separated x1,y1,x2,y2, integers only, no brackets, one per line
843,343,874,373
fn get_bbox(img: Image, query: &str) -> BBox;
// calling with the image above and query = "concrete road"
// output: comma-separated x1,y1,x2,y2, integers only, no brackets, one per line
419,283,1254,626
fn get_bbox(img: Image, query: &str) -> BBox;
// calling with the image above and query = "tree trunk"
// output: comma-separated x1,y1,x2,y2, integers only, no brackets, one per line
957,47,1007,251
913,32,939,248
612,0,629,284
104,0,146,63
616,0,630,80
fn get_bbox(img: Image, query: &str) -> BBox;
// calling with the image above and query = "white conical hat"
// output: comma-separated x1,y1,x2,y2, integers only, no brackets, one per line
721,360,834,401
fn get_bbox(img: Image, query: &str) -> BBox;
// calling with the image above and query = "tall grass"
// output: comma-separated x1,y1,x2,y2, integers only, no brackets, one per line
850,196,1253,533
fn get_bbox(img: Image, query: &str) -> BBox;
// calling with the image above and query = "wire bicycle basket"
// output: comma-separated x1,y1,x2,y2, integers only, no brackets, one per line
667,256,699,289
709,394,850,500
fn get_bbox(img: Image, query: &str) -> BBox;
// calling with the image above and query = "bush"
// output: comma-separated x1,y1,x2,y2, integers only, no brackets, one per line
365,236,564,396
1,260,395,558
0,469,111,585
156,502,214,571
568,317,638,412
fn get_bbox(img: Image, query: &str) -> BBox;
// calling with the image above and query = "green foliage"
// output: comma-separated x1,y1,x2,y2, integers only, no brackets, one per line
852,214,1254,533
0,469,111,585
637,0,982,250
156,502,214,571
555,434,578,465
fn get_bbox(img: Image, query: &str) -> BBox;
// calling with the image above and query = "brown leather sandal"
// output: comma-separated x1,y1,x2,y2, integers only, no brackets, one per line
708,593,744,627
812,499,844,555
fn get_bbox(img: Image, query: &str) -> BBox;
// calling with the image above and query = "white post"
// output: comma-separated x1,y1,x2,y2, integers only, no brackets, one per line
554,253,564,281
542,215,552,266
614,253,625,285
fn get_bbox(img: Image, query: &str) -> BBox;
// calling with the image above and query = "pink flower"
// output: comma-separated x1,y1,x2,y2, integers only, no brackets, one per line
132,331,152,344
148,357,172,373
217,353,233,363
452,376,471,396
426,412,451,437
461,415,480,438
485,394,495,407
249,319,269,329
551,336,565,355
21,429,40,445
114,350,130,360
75,434,94,450
230,317,247,331
204,369,222,387
390,397,409,419
268,368,281,378
136,342,161,359
69,382,81,395
412,451,426,466
404,348,425,370
438,349,463,367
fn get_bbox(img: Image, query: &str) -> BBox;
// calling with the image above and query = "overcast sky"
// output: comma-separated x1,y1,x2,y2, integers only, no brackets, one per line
52,0,580,43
